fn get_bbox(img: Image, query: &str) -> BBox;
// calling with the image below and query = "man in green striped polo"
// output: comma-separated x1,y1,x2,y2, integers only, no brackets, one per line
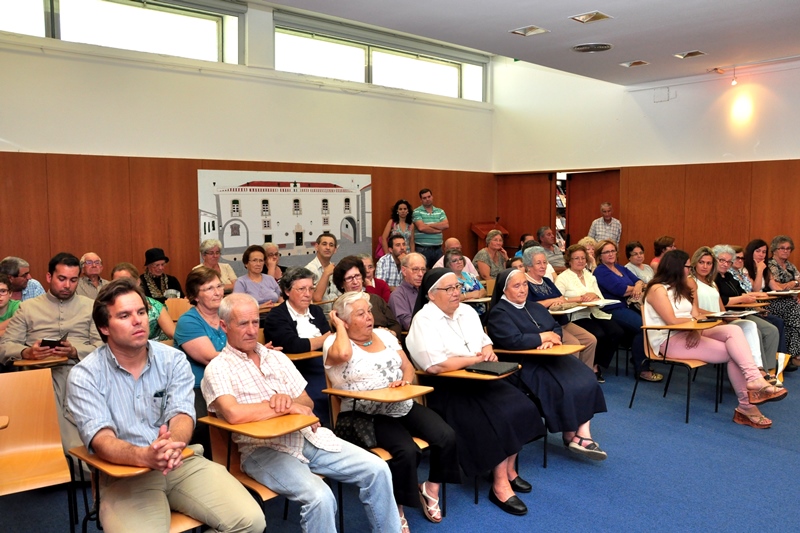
412,188,449,269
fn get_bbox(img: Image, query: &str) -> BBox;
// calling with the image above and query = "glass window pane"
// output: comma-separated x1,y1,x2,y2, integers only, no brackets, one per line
0,0,45,37
462,63,483,102
59,0,219,62
275,31,365,83
372,50,458,98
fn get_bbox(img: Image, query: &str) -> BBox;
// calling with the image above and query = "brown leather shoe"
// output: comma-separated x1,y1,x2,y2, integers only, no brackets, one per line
733,409,772,429
747,385,788,405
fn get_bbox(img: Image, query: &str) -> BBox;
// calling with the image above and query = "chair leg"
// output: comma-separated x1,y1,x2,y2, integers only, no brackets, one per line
542,429,548,469
662,365,675,398
692,367,699,382
474,475,479,505
441,483,446,518
337,482,344,533
614,348,619,376
66,456,77,533
625,347,631,377
282,498,289,520
684,366,692,424
628,373,641,409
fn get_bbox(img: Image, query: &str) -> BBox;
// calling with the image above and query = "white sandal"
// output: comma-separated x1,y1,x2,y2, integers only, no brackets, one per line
418,482,442,523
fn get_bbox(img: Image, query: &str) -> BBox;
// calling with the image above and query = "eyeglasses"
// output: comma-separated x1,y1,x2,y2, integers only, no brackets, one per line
0,288,8,295
344,274,362,283
777,247,794,252
204,251,221,256
199,283,224,293
734,256,744,260
434,284,461,295
684,265,691,269
448,258,465,264
600,250,617,255
408,267,427,274
84,260,102,266
266,252,280,258
717,259,732,265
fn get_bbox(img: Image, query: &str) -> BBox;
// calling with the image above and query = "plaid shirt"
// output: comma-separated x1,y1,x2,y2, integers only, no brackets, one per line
375,254,404,287
588,217,622,244
202,343,340,463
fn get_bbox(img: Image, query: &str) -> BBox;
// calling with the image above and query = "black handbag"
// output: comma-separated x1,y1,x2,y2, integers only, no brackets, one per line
334,401,377,449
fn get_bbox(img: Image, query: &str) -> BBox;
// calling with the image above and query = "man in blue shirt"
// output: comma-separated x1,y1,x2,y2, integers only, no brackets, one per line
67,278,264,533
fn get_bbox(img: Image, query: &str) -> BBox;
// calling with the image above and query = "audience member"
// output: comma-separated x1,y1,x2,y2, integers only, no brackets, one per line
0,256,45,301
729,245,751,291
0,273,20,337
263,242,283,281
624,241,655,283
413,189,449,268
195,239,237,292
359,254,391,303
263,267,331,426
474,229,508,280
650,236,676,269
576,236,598,272
110,263,174,341
432,238,479,276
203,293,400,533
764,235,800,369
507,257,524,271
140,247,183,303
306,233,341,314
325,292,460,528
333,256,401,337
443,249,486,315
388,253,426,331
382,199,415,254
66,279,265,533
376,234,407,289
0,252,103,453
75,252,109,299
514,233,535,257
487,268,608,461
643,250,786,429
537,226,566,273
233,244,282,324
587,202,622,244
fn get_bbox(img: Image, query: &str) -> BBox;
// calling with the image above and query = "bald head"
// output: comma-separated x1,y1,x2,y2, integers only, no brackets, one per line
443,238,462,252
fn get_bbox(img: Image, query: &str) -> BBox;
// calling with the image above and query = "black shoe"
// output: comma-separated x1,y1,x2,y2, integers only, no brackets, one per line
509,476,532,493
488,489,527,515
595,370,605,383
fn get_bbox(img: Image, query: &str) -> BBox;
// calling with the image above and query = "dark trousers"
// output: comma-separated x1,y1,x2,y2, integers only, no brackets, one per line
572,317,623,369
373,402,461,508
416,245,443,270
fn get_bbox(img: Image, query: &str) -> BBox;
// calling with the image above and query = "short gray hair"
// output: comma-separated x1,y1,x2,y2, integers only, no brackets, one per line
0,256,29,277
712,244,735,259
401,252,425,268
332,291,371,322
485,229,503,245
536,226,550,241
200,239,223,255
220,293,259,323
522,246,547,267
279,267,315,299
770,235,795,254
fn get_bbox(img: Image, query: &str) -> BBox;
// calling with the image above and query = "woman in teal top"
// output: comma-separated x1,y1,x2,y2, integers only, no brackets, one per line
174,267,226,457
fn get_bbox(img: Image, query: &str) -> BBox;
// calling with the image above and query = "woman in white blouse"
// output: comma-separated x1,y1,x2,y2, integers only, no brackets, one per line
324,292,459,530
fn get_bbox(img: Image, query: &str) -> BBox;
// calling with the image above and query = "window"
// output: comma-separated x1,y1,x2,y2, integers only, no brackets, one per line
322,217,329,226
262,220,271,230
293,198,301,215
295,232,304,246
261,199,270,216
211,220,216,231
264,235,272,243
231,199,240,217
274,13,487,102
230,223,240,236
344,198,351,214
321,199,329,215
0,1,45,37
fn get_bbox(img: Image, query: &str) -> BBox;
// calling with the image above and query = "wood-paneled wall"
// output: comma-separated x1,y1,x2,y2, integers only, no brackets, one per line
0,152,494,288
496,173,552,253
567,170,620,244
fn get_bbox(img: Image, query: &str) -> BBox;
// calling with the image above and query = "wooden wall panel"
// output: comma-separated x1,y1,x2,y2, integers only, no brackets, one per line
683,162,752,253
619,165,686,260
566,170,620,244
434,169,496,258
0,152,50,282
130,158,202,287
496,173,552,253
45,154,132,285
751,160,800,255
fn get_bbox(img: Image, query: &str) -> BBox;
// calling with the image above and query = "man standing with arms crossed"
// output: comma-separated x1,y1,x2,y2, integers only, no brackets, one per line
413,189,449,269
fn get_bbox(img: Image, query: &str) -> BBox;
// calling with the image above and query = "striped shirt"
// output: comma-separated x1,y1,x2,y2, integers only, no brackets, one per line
202,342,340,463
375,254,403,287
588,217,622,244
412,205,447,247
67,341,196,450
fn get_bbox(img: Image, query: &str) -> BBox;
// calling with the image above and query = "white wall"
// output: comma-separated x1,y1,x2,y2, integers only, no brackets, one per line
0,32,493,171
492,56,800,172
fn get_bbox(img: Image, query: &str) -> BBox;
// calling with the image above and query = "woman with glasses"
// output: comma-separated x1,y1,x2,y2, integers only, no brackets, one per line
624,241,655,284
643,250,787,429
174,267,227,455
444,249,486,315
196,239,237,292
233,245,282,325
263,242,283,281
729,245,751,291
332,256,401,337
406,268,544,516
593,240,661,382
359,254,391,303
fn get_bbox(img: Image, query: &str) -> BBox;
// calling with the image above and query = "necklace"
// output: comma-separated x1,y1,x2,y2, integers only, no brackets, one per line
353,337,373,347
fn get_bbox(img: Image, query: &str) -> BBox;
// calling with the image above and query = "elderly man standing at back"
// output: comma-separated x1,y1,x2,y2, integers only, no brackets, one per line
0,252,103,453
0,256,46,301
432,237,479,276
76,252,109,299
587,202,622,245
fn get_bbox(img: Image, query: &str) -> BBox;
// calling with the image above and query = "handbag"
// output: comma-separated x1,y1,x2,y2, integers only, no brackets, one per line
334,401,377,449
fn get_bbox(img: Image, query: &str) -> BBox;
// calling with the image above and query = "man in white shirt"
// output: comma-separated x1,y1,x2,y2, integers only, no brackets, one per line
306,233,341,314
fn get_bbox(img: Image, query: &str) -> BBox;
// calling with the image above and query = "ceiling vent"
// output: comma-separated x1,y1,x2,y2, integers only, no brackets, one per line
674,50,706,59
620,60,649,67
509,25,550,37
572,43,613,53
570,11,613,24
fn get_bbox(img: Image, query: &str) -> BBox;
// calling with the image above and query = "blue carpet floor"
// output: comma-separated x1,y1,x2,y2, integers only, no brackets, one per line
3,360,798,532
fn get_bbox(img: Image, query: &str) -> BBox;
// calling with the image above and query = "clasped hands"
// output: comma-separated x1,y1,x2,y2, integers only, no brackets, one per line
148,425,186,475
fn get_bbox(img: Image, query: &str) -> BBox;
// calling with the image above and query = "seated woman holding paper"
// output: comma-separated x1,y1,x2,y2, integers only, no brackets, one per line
593,240,661,382
486,268,608,460
406,268,545,516
690,246,780,378
324,291,460,529
643,250,787,429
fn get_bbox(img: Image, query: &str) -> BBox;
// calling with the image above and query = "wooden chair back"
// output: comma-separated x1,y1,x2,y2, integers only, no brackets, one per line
0,368,72,496
166,298,192,322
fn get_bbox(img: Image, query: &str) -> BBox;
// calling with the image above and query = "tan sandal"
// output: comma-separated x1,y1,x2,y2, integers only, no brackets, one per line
419,482,442,523
747,384,788,405
733,409,772,429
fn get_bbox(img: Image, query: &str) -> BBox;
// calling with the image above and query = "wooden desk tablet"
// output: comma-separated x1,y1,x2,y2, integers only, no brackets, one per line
321,384,433,403
13,355,69,369
69,446,194,478
198,414,319,439
286,351,323,361
462,296,491,304
494,345,583,357
415,366,520,381
723,302,769,309
0,416,8,430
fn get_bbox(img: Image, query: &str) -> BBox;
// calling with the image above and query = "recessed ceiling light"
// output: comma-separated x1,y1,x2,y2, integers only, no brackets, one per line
509,25,550,37
570,11,613,24
572,43,613,53
620,60,649,68
674,50,706,59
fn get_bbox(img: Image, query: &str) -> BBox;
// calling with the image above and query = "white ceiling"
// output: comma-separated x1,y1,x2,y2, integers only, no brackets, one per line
263,0,800,86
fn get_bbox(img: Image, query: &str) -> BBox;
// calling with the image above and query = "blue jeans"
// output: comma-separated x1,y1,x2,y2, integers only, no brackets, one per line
242,439,400,533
